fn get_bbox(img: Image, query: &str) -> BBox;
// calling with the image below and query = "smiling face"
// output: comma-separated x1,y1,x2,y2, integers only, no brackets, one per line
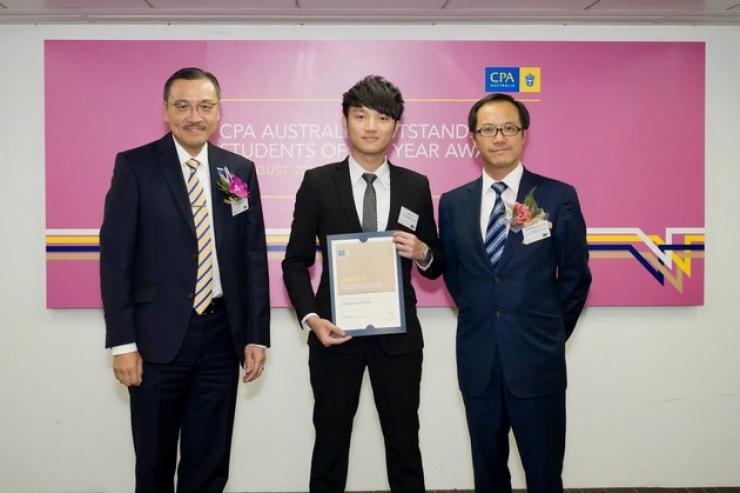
345,106,397,170
472,100,527,180
162,77,220,156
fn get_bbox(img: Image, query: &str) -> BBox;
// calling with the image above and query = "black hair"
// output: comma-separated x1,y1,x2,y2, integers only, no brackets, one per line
468,93,530,132
163,67,221,101
342,75,404,121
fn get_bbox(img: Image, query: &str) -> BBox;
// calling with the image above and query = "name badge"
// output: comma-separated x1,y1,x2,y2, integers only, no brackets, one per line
231,198,249,216
522,221,551,245
397,206,419,231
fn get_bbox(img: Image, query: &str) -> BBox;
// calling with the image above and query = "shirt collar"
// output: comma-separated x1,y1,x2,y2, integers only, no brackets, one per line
348,154,390,189
173,135,209,168
482,162,524,197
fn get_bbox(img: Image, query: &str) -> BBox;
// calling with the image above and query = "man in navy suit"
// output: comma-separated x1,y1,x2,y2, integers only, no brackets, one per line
100,67,270,493
282,76,443,492
439,93,591,492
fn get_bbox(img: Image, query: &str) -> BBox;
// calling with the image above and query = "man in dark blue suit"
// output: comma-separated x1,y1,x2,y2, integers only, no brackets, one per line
100,67,270,493
439,93,591,493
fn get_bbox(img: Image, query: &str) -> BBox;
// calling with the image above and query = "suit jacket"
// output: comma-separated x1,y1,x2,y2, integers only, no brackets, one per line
282,158,443,355
439,167,591,398
100,133,270,364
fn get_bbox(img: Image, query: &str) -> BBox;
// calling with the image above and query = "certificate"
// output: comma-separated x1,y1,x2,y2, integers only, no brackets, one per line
327,231,406,336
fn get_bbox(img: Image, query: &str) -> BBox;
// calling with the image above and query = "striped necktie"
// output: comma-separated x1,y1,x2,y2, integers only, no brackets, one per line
186,158,213,314
484,182,508,269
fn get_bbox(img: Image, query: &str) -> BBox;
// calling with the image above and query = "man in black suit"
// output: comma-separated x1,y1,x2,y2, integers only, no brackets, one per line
439,93,591,492
100,67,270,493
282,75,443,492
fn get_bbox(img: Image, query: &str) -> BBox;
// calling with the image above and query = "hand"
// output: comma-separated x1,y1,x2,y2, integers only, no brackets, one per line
307,316,352,347
243,345,266,383
393,231,428,263
112,351,143,387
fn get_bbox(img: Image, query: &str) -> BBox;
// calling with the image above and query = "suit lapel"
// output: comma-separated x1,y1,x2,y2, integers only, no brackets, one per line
332,159,363,231
208,143,226,255
386,162,403,230
157,134,196,237
497,167,538,272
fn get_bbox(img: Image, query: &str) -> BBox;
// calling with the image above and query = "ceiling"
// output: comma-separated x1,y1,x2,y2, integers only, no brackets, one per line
1,0,739,24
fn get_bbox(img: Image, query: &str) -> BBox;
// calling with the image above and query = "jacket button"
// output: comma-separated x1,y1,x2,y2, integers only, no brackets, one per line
493,276,501,283
187,293,194,299
192,253,198,261
495,310,502,319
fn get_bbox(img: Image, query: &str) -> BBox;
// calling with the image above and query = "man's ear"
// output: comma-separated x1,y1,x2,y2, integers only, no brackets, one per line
470,133,481,152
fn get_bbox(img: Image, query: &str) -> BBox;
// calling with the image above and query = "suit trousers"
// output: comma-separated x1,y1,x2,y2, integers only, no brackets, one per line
462,349,566,493
128,306,239,493
308,338,424,493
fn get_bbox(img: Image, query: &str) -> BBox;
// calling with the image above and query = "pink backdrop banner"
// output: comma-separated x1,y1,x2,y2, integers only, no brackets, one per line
45,40,705,308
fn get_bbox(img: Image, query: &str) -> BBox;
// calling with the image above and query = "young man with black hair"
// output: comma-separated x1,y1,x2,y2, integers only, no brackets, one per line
282,75,443,492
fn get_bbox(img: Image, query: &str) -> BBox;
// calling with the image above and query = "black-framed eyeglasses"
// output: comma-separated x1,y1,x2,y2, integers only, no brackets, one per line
473,124,523,138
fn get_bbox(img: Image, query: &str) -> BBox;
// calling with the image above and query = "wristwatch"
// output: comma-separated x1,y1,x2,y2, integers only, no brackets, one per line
417,246,432,264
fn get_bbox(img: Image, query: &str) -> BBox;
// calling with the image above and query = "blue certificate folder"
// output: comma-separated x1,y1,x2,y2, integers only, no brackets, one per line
327,231,407,336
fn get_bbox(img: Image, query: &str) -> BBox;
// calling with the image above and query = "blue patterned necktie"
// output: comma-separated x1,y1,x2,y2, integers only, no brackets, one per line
484,182,508,269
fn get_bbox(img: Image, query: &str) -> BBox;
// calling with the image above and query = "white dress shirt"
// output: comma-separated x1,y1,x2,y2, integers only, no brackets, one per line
480,162,524,240
348,154,391,231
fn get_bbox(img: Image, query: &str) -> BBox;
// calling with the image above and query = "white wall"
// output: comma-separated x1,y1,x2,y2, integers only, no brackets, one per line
1,23,738,493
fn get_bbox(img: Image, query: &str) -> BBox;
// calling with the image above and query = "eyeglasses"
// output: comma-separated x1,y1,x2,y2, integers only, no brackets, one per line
473,124,523,138
168,101,219,115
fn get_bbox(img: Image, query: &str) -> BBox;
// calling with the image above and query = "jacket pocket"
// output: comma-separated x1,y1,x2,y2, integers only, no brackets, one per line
528,304,560,317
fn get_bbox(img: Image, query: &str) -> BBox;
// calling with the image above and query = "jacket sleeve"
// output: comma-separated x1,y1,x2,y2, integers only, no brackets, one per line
415,176,444,280
281,170,320,325
554,185,592,339
438,192,461,306
243,162,271,346
100,153,139,348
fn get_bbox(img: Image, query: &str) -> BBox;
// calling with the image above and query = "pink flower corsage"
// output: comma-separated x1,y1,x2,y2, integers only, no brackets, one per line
216,166,249,204
508,186,549,233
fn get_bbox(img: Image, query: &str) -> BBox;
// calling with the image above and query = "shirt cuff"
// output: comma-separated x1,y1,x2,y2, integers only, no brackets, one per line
110,343,138,356
247,344,267,349
300,313,319,332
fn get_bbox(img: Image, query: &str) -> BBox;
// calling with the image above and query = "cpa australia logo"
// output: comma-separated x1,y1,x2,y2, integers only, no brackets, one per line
525,73,536,87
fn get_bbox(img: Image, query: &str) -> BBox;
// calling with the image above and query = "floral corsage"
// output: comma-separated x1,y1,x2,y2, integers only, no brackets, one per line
508,186,549,233
216,166,249,204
